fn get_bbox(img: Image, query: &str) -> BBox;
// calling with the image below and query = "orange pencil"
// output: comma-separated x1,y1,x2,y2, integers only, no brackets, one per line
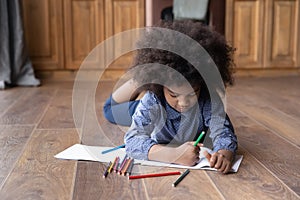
203,151,211,161
121,158,131,176
125,159,135,176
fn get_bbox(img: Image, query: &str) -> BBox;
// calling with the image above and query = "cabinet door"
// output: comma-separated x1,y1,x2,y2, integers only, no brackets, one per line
264,0,299,68
22,0,64,70
105,0,145,69
64,0,105,69
226,0,264,69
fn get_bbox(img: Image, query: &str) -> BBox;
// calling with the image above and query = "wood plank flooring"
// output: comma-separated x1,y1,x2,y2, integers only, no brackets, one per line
0,76,299,200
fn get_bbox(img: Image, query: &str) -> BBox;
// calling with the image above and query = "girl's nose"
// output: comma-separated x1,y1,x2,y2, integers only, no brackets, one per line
178,96,189,107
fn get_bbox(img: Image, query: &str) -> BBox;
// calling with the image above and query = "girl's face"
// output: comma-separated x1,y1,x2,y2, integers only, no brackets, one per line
163,83,200,113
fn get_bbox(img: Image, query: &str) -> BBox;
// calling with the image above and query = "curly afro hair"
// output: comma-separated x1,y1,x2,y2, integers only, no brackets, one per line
130,20,235,97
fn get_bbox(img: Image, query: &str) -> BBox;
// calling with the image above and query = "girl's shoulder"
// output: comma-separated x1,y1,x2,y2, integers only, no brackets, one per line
141,91,162,106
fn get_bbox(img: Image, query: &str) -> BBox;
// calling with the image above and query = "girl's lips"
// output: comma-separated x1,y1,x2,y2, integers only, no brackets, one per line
178,107,189,112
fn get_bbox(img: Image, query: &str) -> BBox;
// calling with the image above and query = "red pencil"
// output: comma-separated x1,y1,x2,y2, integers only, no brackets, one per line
128,171,181,180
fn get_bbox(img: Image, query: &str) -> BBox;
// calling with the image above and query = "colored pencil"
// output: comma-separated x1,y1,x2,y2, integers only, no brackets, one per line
204,151,212,161
108,156,118,173
118,155,128,174
125,158,134,176
194,131,205,146
128,171,181,180
102,161,112,178
121,158,131,176
113,157,120,172
101,144,125,154
172,169,190,187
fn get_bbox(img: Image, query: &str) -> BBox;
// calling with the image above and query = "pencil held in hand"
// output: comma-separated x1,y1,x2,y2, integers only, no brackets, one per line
194,131,205,146
203,150,211,161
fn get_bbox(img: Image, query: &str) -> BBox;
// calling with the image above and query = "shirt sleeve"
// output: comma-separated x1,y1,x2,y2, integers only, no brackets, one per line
124,92,162,160
202,97,238,154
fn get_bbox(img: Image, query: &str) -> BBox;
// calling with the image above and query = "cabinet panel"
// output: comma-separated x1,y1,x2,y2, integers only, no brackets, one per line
105,0,144,36
105,0,145,69
22,0,64,70
265,0,299,68
232,0,264,68
64,0,105,69
22,0,146,71
227,0,300,70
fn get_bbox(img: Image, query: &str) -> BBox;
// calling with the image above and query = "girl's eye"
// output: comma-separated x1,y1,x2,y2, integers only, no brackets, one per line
189,93,196,97
170,93,178,98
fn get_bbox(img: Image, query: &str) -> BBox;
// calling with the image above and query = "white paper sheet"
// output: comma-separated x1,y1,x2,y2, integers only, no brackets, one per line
55,144,243,172
54,144,127,163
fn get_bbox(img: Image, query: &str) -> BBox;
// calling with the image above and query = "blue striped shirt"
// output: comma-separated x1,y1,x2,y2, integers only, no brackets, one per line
124,90,237,160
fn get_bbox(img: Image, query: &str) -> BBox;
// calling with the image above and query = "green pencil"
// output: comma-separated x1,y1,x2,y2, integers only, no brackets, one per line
194,131,205,146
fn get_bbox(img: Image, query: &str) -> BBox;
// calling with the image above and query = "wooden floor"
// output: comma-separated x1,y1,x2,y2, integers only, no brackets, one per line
0,75,299,200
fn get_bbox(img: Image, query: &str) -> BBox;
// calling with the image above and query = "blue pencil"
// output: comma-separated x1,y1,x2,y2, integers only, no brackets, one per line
101,144,125,154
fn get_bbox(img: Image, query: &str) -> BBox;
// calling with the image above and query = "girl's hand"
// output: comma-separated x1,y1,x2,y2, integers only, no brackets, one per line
209,149,233,174
174,142,203,166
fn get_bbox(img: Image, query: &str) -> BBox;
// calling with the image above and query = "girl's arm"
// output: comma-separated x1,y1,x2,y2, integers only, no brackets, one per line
148,142,202,166
209,149,234,173
206,114,236,173
112,79,140,103
124,92,162,159
202,96,237,173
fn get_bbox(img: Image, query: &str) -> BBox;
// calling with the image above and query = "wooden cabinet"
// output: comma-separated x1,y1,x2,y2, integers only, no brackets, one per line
22,0,64,70
264,0,299,68
63,0,106,70
105,0,145,69
226,0,300,70
21,0,145,70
